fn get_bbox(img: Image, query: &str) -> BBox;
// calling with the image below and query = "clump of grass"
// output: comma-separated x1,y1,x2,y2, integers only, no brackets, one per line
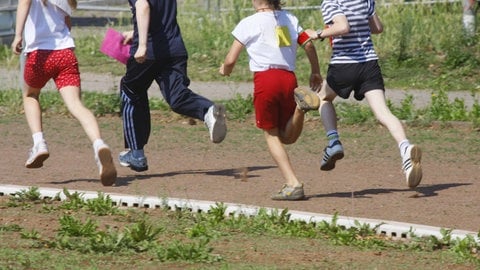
1,89,479,127
0,188,479,267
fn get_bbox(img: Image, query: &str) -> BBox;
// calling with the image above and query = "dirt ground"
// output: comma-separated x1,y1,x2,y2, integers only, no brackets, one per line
1,106,479,235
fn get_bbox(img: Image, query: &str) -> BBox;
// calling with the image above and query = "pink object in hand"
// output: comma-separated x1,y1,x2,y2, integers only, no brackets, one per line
100,28,131,64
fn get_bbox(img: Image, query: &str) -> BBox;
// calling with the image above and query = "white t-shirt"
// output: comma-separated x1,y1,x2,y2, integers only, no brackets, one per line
24,0,75,53
232,10,303,72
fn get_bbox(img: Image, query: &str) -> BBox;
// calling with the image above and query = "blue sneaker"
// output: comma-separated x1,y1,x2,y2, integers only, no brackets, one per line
119,150,148,172
320,140,344,171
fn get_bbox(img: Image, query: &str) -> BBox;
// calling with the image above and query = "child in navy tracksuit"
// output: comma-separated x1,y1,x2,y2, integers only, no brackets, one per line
119,0,227,172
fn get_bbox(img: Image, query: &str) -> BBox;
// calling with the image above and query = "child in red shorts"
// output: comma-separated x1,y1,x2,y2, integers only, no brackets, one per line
11,0,117,186
220,0,322,200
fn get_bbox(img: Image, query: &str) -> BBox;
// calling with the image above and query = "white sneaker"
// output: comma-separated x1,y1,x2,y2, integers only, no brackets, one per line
402,145,422,188
204,104,227,143
25,141,49,168
95,145,117,186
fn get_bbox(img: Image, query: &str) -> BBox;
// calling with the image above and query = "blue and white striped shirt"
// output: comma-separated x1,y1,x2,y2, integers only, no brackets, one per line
321,0,378,64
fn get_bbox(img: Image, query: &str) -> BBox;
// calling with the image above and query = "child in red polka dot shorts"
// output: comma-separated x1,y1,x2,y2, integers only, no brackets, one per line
11,0,117,186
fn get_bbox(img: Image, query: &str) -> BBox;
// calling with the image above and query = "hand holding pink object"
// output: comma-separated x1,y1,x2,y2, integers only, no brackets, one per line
100,28,131,65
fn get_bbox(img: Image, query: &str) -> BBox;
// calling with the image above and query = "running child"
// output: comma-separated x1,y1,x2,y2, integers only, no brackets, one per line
11,0,117,186
220,0,322,200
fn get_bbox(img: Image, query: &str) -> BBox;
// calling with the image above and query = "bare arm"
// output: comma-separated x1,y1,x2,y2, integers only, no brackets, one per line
134,0,150,63
122,30,134,45
304,14,350,40
302,41,323,91
369,13,383,34
11,0,31,55
219,39,244,76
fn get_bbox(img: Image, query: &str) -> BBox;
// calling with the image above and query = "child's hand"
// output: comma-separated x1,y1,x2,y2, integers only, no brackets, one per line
304,29,319,40
219,64,230,76
310,73,323,92
134,45,147,63
11,36,23,55
122,30,134,45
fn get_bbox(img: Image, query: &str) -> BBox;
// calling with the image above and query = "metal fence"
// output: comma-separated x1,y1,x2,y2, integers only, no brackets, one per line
0,0,16,44
0,0,464,45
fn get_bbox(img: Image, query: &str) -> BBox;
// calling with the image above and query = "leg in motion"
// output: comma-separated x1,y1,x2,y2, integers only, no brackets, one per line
265,128,305,201
365,90,422,188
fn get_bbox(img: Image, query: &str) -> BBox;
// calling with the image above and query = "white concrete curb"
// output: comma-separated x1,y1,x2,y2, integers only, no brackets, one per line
0,184,477,242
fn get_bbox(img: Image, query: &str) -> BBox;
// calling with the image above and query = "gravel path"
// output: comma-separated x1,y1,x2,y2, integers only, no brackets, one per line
1,67,478,109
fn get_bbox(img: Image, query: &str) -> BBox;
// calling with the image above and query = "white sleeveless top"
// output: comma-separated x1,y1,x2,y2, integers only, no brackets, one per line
24,0,75,53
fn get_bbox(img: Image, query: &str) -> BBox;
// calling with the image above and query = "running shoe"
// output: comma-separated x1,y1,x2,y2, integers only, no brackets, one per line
119,150,148,172
294,88,320,112
25,141,49,169
402,145,422,188
95,145,117,186
271,184,305,201
320,140,344,171
204,104,227,143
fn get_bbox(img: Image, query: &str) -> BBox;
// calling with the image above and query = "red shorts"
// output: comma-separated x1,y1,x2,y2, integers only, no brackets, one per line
24,49,81,89
253,69,298,130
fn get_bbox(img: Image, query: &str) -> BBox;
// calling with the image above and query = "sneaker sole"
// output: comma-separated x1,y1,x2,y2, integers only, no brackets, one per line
320,151,344,171
25,152,50,169
294,88,320,112
271,186,306,201
406,146,422,188
271,194,306,201
98,148,117,186
119,161,149,172
211,104,227,143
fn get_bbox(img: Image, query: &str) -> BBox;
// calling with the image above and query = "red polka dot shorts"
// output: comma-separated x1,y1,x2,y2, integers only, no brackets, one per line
24,48,81,89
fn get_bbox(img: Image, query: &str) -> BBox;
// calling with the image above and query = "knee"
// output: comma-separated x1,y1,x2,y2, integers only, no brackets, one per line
280,137,297,145
319,83,336,102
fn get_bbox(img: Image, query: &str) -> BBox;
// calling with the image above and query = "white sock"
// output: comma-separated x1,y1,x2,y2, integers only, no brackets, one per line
32,132,44,145
93,139,106,152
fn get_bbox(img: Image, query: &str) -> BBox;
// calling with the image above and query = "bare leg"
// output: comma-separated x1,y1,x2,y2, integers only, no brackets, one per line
60,85,116,186
364,90,407,144
59,86,102,143
23,84,50,168
365,89,422,188
264,128,301,188
318,82,338,132
280,107,305,145
23,84,43,135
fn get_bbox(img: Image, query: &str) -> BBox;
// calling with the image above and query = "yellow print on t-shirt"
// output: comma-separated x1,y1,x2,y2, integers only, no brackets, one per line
275,26,291,47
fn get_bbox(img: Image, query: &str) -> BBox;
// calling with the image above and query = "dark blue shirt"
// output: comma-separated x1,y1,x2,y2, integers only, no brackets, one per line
128,0,187,59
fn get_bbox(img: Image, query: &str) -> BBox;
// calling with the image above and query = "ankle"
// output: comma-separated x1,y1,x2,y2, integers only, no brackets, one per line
131,149,145,159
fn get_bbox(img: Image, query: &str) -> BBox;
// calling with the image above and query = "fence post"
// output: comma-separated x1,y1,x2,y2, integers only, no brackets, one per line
463,0,476,36
204,0,210,11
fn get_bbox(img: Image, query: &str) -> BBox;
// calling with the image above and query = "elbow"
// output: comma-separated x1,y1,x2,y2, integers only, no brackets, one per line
303,41,315,50
372,25,383,34
338,24,350,35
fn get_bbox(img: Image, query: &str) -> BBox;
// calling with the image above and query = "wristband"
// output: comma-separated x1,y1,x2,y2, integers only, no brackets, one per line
297,31,312,47
316,29,325,41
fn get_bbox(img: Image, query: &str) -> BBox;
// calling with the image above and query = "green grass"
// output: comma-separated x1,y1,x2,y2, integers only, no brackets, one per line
0,2,479,268
0,1,478,91
1,87,479,128
0,187,478,269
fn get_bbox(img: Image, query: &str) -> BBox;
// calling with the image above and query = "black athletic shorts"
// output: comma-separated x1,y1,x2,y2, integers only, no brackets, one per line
326,60,385,101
